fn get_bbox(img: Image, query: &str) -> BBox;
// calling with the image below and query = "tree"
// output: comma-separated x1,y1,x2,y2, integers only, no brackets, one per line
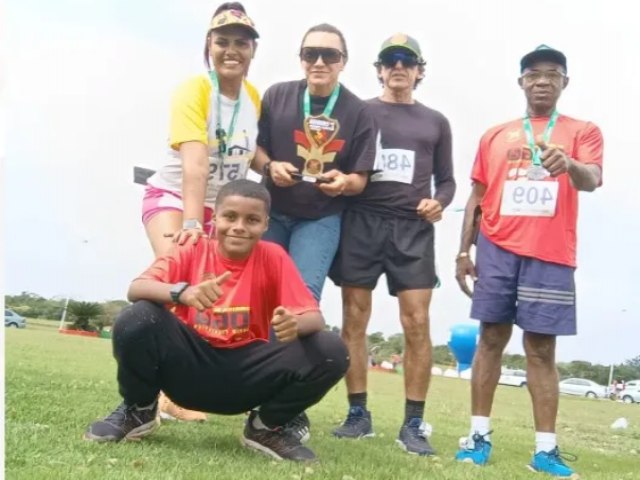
68,301,104,331
503,353,527,370
94,300,129,332
625,355,640,369
433,345,455,366
367,332,385,346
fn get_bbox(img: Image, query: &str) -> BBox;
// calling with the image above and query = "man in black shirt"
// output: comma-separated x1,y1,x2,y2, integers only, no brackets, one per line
330,33,456,456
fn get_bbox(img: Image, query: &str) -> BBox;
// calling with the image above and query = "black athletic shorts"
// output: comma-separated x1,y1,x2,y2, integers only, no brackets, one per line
330,209,437,296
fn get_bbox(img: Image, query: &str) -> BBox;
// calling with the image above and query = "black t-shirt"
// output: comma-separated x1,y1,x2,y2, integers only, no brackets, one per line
350,97,456,219
258,80,377,219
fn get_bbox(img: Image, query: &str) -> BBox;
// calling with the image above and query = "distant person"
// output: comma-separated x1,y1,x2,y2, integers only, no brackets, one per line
84,180,349,462
454,45,603,478
142,2,262,421
329,34,455,456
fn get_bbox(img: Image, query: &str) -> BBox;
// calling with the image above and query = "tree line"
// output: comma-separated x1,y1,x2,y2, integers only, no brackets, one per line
7,291,639,384
346,329,640,386
5,291,126,332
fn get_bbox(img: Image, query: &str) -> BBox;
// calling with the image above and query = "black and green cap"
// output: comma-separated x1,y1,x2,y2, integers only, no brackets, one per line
378,33,424,62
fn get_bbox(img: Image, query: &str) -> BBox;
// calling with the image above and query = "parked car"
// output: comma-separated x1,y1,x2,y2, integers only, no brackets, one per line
559,378,608,399
499,368,527,387
618,380,640,404
5,309,27,328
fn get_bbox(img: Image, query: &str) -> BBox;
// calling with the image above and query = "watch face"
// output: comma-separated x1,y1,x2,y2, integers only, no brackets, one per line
183,219,202,230
171,282,189,303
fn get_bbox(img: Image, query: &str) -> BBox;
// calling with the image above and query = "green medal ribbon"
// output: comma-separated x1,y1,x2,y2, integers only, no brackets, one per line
303,84,341,118
209,71,241,157
523,110,559,166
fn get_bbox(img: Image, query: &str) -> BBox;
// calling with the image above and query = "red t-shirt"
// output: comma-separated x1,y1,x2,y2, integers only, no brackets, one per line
472,114,603,267
137,240,319,348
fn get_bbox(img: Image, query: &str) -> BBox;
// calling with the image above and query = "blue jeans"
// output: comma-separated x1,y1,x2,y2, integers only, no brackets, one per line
263,210,342,301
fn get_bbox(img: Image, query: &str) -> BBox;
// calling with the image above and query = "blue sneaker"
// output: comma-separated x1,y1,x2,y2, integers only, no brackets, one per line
455,431,493,465
332,406,374,439
528,447,579,478
396,417,435,455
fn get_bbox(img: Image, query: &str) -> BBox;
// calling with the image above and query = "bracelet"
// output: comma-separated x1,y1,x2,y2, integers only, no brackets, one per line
456,252,470,261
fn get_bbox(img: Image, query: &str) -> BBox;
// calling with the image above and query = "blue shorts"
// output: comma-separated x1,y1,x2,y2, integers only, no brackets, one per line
470,233,576,336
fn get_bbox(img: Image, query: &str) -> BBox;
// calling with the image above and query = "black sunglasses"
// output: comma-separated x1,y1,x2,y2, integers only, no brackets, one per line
300,47,345,65
378,51,420,68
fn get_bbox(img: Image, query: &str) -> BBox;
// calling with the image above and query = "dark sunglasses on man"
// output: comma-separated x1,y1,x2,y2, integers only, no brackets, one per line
300,47,345,65
377,51,421,68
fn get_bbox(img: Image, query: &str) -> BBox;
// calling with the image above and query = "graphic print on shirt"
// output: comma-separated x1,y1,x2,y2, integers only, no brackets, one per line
294,115,345,176
193,305,251,340
191,266,254,346
207,129,253,187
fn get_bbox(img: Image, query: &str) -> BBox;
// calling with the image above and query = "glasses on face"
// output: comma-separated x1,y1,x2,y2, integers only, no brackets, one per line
521,70,566,83
378,51,420,68
299,47,344,65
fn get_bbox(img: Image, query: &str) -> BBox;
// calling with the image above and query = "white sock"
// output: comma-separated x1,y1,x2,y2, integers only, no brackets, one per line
535,432,557,453
252,413,269,431
470,416,491,442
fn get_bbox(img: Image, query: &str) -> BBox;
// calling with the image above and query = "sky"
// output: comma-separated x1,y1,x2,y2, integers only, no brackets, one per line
3,0,639,365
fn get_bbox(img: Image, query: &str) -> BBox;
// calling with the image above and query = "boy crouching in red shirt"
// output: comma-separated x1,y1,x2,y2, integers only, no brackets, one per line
84,179,349,462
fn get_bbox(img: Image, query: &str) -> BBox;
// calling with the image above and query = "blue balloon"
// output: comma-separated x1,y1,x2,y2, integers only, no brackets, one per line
448,323,479,372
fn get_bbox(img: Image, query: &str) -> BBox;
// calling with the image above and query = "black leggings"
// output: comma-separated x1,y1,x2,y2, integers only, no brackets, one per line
112,300,349,428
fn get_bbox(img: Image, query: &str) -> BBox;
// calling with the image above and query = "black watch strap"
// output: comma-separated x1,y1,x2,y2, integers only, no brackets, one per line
170,282,190,304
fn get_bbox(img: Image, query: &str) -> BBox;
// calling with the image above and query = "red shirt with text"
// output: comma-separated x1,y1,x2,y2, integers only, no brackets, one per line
137,240,319,348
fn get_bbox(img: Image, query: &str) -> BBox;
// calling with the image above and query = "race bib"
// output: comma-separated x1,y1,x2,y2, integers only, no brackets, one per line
500,180,559,217
371,148,415,184
209,156,249,187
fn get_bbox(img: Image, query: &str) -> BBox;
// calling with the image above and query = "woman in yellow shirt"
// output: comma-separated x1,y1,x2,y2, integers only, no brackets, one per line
143,2,261,257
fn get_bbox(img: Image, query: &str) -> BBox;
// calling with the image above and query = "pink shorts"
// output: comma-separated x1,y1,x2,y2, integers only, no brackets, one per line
142,186,214,235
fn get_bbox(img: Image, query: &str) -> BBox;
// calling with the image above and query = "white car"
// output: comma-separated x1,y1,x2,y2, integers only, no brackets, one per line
559,378,608,399
617,380,640,404
499,369,527,387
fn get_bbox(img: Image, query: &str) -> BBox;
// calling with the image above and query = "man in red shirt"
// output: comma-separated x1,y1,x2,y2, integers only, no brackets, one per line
84,179,349,462
454,45,603,478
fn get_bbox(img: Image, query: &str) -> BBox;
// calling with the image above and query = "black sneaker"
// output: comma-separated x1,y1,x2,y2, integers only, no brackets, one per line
284,411,311,443
84,401,159,442
242,411,316,462
332,406,375,439
396,417,436,455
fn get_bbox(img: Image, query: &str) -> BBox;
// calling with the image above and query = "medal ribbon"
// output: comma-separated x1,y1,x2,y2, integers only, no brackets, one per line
210,71,241,157
303,84,341,118
523,110,558,166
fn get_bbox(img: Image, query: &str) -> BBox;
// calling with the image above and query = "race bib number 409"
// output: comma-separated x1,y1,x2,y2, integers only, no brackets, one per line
500,180,559,217
371,148,415,184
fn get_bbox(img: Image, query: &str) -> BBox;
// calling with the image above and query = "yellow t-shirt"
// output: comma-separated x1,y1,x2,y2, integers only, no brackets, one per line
148,73,261,207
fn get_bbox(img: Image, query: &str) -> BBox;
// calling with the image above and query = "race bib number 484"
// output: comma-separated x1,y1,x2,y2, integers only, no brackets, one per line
500,180,559,217
371,148,415,184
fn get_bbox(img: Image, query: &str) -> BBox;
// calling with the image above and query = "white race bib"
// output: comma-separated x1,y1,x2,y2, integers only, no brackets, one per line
500,180,559,217
371,148,415,184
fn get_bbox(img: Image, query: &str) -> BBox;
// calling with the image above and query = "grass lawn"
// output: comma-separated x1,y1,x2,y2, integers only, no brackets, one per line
5,325,639,479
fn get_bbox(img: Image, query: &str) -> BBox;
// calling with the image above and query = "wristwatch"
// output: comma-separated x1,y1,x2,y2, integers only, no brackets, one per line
182,219,203,230
170,282,190,304
456,252,470,261
262,161,272,178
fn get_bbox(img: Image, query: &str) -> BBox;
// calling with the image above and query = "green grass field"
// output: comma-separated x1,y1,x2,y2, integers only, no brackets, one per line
5,324,639,479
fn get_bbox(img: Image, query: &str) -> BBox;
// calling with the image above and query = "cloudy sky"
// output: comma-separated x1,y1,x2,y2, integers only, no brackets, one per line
4,0,639,364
